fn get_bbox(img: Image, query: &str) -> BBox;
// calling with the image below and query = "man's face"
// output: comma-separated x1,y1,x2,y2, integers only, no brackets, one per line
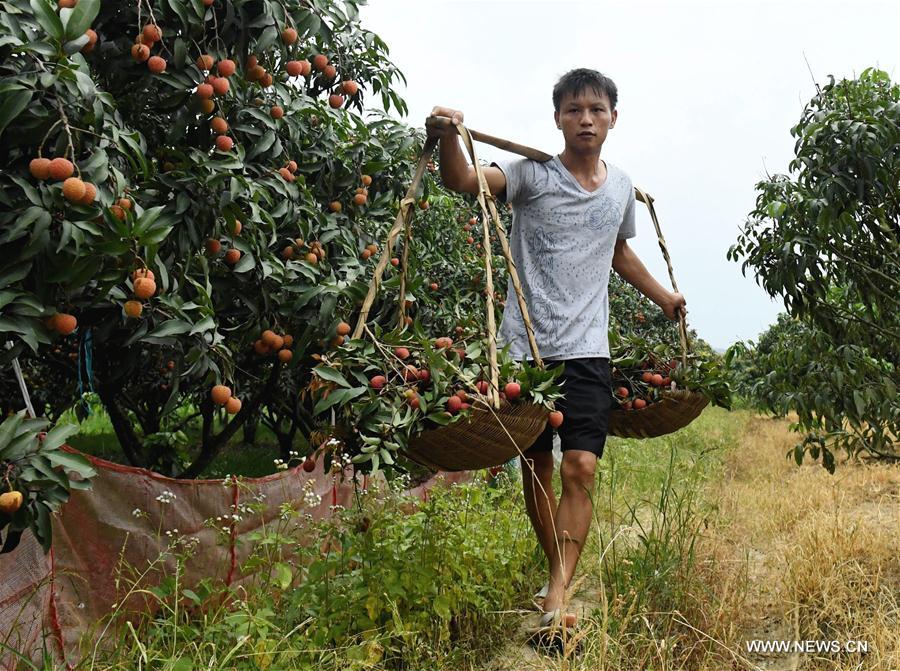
554,88,617,153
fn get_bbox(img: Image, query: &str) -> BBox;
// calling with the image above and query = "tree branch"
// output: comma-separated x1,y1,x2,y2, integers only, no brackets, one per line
167,410,202,434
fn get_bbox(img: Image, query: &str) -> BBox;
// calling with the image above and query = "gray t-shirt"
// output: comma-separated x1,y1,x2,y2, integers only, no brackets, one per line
492,155,636,361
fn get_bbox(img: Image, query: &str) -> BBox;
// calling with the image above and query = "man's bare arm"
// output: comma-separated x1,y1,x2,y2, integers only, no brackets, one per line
612,239,686,320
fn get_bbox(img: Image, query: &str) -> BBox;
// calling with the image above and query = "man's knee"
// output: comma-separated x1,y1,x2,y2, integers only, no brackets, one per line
560,451,597,491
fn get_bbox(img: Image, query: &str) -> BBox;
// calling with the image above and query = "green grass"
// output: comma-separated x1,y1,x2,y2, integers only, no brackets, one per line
16,405,755,670
57,403,123,462
571,406,749,668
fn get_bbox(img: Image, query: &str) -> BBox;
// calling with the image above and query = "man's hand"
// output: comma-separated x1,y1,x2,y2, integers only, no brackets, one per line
424,107,506,197
661,292,687,321
426,106,464,139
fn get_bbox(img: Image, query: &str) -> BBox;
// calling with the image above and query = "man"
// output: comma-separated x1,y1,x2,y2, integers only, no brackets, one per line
426,68,686,634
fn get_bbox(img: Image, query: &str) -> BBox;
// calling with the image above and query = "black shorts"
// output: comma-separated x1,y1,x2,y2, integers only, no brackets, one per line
525,357,613,459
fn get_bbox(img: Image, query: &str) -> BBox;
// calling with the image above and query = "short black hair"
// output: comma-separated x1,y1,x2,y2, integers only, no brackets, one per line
552,69,618,111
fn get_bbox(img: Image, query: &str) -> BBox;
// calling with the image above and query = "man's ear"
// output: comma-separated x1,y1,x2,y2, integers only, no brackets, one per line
610,109,618,128
554,110,560,129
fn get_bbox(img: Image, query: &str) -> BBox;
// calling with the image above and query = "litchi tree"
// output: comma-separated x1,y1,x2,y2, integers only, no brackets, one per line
0,0,457,476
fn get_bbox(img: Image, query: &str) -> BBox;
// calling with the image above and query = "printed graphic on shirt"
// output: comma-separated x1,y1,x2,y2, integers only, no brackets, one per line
585,196,622,232
523,286,562,346
524,226,558,278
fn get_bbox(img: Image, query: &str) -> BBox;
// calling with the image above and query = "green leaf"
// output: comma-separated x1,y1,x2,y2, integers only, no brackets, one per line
313,386,366,416
45,450,97,479
164,0,190,32
246,130,276,159
433,594,451,620
131,205,166,236
0,90,33,140
141,225,173,246
232,252,255,273
256,24,278,52
189,315,216,335
29,0,64,42
822,447,835,474
312,365,351,388
1,430,39,461
70,67,94,98
1,208,44,247
38,422,79,452
146,319,193,339
852,390,865,417
64,0,100,41
116,131,150,179
274,562,292,590
425,411,452,426
32,456,67,487
182,589,201,604
33,501,53,552
0,413,24,452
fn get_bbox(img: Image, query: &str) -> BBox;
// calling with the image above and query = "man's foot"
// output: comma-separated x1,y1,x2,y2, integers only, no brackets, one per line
532,581,549,609
537,608,576,629
526,609,579,654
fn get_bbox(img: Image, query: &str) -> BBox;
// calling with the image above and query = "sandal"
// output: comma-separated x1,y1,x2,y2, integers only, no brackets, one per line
531,581,549,608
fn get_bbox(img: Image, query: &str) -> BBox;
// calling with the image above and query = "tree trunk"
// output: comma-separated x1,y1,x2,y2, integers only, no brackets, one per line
243,416,259,445
97,383,145,466
178,361,282,478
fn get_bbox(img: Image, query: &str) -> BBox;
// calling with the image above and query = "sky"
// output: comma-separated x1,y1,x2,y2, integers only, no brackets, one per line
356,0,899,351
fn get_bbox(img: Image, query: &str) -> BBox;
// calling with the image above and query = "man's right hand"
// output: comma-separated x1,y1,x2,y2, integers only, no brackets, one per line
424,106,506,198
426,106,464,139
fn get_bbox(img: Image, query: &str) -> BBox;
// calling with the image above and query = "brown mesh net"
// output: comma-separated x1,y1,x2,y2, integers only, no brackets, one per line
0,446,470,667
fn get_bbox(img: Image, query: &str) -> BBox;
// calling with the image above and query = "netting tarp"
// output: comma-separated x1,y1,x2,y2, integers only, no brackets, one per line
0,447,469,668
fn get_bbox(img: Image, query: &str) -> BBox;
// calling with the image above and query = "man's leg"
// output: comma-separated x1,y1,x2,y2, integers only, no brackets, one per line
520,451,558,566
541,449,597,615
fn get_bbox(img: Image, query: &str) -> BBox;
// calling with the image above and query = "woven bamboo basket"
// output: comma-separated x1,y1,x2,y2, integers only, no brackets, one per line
608,389,708,439
606,187,709,439
405,401,549,471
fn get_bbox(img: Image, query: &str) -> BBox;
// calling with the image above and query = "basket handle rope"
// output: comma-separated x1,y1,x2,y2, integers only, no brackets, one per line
632,187,691,368
453,123,545,408
351,136,437,341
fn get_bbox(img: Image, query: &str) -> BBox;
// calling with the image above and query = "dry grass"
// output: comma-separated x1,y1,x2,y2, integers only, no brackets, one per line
709,414,900,671
479,410,899,671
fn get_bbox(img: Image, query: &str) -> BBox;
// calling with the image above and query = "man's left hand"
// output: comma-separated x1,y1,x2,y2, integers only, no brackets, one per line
662,292,687,321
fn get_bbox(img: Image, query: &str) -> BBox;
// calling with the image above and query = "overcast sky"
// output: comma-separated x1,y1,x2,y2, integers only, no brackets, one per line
357,0,898,350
